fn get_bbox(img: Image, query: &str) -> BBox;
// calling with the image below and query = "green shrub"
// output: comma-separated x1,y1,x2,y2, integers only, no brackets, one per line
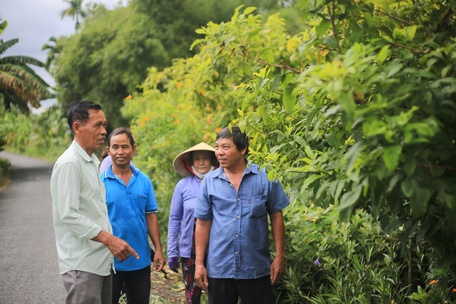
0,157,11,189
4,105,70,162
277,202,422,303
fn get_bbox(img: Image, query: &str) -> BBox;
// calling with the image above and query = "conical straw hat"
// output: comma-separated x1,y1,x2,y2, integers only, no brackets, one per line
173,142,217,177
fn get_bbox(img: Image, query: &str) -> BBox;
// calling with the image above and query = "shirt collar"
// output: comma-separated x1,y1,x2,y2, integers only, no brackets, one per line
71,140,100,165
214,161,259,178
104,164,138,180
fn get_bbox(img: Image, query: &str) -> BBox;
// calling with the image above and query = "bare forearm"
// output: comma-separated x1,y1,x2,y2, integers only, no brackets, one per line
195,219,211,265
146,213,163,252
271,211,286,259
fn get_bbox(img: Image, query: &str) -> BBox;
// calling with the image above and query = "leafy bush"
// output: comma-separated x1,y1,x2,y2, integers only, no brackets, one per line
0,157,11,188
118,1,456,302
4,105,70,162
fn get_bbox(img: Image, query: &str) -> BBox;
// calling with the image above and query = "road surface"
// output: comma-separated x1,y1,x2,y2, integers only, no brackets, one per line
0,151,66,304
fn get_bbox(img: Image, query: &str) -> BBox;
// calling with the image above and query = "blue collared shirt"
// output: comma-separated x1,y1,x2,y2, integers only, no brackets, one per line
100,165,158,271
195,163,290,279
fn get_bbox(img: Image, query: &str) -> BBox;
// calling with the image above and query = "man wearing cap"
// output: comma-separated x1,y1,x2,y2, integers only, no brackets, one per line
167,142,218,304
194,126,290,304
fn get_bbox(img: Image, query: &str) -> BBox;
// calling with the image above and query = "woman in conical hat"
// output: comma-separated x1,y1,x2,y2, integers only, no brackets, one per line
167,142,218,304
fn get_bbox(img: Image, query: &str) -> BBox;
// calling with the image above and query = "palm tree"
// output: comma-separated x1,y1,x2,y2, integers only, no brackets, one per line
60,0,87,31
0,20,54,114
42,36,65,70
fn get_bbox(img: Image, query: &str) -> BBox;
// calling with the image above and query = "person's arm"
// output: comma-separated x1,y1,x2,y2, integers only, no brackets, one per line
167,183,184,257
93,230,139,262
195,218,211,291
269,211,286,285
147,213,165,272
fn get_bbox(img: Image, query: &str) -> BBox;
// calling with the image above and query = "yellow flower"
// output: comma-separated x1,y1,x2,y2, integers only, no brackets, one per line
125,95,132,100
215,127,222,133
173,120,181,125
172,113,178,118
429,279,439,285
176,82,184,87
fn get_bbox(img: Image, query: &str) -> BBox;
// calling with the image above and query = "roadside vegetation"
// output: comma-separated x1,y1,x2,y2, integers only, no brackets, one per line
1,0,455,302
0,157,11,190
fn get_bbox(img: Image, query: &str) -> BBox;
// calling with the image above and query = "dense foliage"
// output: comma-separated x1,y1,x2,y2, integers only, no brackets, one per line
51,0,291,130
1,104,70,161
123,1,456,302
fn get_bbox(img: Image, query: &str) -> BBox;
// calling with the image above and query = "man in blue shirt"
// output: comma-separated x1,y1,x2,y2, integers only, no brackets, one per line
194,126,290,304
100,128,165,304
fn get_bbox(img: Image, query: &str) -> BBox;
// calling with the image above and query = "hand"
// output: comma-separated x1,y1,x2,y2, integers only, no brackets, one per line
92,231,139,262
168,257,179,273
152,250,166,272
106,235,139,262
195,263,209,291
270,256,285,285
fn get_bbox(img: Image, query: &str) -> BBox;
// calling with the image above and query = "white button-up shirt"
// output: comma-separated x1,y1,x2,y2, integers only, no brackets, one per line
50,140,113,275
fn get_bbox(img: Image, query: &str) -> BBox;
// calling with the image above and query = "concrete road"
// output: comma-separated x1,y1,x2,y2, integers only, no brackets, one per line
0,151,66,304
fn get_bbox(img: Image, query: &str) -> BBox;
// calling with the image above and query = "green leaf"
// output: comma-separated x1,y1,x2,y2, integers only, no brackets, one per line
393,28,406,39
303,174,321,189
283,85,296,114
316,20,331,37
404,157,416,177
401,178,418,198
410,188,431,218
363,119,387,137
405,25,417,40
377,45,389,63
243,6,257,15
339,185,362,210
304,145,315,160
382,145,402,172
386,62,403,78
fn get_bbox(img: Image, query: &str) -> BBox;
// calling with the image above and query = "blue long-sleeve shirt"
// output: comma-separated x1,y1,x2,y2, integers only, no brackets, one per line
167,175,202,258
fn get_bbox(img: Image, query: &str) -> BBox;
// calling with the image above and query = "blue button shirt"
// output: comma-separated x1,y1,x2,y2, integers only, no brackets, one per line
195,163,290,279
100,165,158,271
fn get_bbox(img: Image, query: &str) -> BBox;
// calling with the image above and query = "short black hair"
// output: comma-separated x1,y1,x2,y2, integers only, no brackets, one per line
67,101,102,134
107,127,135,147
216,126,249,156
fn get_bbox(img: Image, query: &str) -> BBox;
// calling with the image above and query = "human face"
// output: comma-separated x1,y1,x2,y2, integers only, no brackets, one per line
215,138,246,171
73,109,107,155
107,133,136,168
192,151,213,174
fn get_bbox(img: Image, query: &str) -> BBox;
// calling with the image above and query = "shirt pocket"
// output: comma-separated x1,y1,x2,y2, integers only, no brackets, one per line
134,194,149,218
248,195,267,218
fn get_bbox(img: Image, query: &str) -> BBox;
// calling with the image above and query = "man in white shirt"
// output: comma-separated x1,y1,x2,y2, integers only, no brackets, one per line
50,101,138,304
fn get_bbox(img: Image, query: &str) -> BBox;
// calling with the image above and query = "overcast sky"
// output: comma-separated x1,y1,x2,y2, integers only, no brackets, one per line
1,0,125,110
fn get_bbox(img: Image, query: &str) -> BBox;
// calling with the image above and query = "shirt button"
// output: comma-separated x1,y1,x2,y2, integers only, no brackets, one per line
237,198,240,201
235,234,238,238
235,252,238,255
236,216,240,219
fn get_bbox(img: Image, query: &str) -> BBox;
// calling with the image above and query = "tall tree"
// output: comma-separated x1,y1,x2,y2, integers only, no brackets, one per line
41,36,64,70
52,0,291,130
0,20,53,114
60,0,86,31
